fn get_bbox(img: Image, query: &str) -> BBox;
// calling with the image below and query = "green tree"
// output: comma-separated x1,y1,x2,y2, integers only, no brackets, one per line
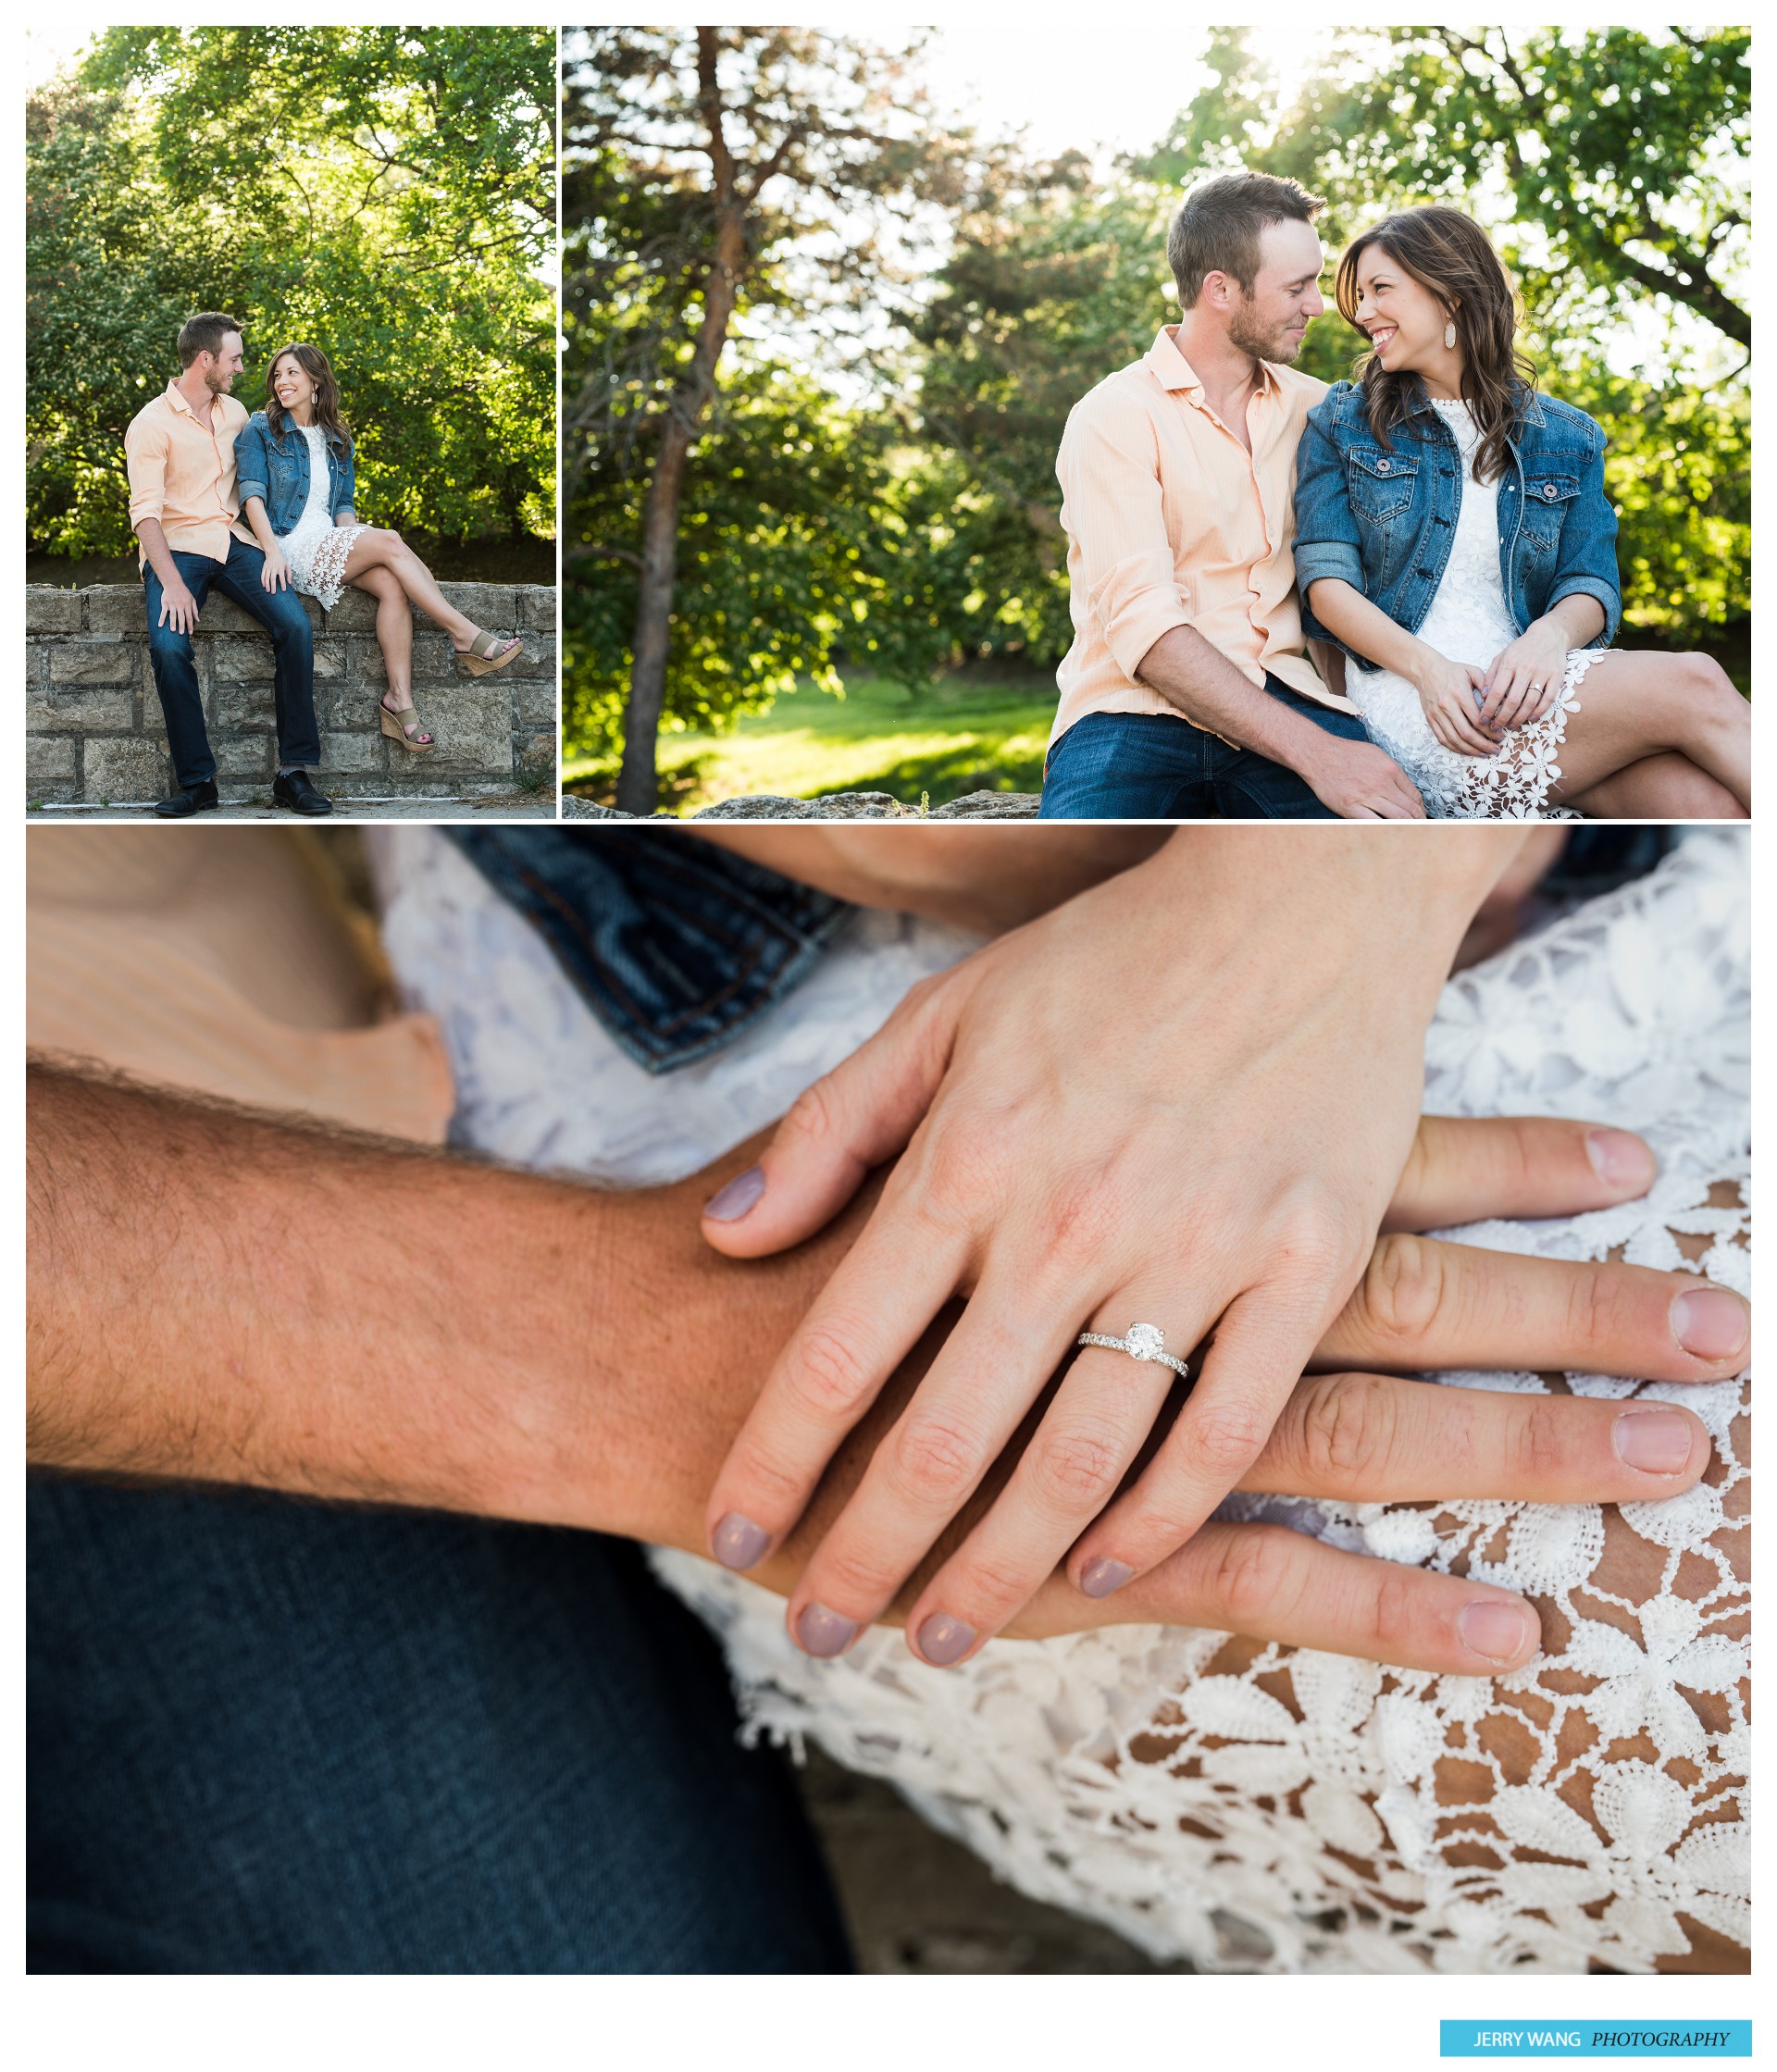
563,24,968,811
26,26,555,558
1145,24,1749,351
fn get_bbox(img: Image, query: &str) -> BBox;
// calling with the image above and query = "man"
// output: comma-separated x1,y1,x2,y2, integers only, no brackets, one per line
1039,172,1423,819
124,312,333,818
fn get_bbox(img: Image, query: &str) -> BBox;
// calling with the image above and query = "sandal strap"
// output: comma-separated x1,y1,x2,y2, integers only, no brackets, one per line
466,627,504,660
383,698,429,735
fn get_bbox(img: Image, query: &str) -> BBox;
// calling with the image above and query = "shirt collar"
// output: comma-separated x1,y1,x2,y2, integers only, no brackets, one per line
1146,326,1280,403
164,378,195,417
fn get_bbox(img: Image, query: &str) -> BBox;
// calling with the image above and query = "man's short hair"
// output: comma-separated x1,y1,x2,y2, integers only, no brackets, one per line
177,313,242,366
1167,172,1325,306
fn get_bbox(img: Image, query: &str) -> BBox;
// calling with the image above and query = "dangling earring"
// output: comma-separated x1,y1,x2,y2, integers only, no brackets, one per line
1444,319,1457,350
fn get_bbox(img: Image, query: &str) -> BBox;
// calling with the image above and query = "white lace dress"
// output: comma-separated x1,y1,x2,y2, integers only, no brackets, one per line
278,425,366,612
1346,399,1601,820
369,828,1750,1975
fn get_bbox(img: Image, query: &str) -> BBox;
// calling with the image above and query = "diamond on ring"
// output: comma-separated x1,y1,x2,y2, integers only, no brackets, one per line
1075,1322,1190,1382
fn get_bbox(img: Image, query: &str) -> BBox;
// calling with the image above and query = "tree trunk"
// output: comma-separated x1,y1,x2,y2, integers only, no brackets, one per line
615,31,748,815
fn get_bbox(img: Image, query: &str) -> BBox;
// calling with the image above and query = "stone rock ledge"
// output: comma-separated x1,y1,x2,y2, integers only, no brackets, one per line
27,580,556,805
562,788,1041,823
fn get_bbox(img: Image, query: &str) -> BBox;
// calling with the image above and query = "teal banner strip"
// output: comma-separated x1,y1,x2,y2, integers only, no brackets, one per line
1441,2026,1751,2059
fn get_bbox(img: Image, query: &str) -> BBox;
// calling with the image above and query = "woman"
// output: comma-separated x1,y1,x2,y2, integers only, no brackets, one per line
235,344,524,756
1292,208,1749,819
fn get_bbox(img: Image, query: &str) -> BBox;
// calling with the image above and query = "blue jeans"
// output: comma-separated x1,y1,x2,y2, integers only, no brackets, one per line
143,537,320,788
28,1477,852,1972
1038,681,1368,819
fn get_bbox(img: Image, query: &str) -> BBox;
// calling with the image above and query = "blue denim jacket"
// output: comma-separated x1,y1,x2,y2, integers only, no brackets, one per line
448,829,852,1073
1293,381,1621,671
233,412,357,537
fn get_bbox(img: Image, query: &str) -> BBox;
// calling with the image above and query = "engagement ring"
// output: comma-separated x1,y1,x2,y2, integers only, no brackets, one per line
1075,1322,1190,1381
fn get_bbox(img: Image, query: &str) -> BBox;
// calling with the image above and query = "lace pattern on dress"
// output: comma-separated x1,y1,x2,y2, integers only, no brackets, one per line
369,826,1749,1976
280,425,367,612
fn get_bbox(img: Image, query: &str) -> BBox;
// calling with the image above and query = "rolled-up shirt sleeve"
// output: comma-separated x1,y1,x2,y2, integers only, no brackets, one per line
124,415,168,533
1056,393,1193,682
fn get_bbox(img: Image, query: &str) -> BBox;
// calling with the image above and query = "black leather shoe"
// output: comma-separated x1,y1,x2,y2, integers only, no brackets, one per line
152,780,220,819
272,770,335,816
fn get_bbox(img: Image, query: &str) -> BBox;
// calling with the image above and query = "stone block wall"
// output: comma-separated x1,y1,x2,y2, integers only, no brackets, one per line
26,582,556,805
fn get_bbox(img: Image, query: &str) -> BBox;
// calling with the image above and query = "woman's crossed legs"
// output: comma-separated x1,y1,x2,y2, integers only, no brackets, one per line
1549,650,1748,817
344,529,522,742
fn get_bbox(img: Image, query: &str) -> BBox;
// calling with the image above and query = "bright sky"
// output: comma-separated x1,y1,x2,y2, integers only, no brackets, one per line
25,23,101,88
918,21,1220,164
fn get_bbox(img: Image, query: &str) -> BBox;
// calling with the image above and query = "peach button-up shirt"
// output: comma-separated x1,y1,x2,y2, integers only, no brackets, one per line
124,380,258,568
1049,326,1356,751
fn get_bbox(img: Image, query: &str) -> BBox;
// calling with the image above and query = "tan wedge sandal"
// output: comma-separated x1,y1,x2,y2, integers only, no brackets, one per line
455,627,523,677
380,696,435,753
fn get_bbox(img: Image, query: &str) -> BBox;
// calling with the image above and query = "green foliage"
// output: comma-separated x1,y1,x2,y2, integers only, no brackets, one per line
1142,25,1749,350
565,360,953,765
27,25,555,558
1560,370,1750,634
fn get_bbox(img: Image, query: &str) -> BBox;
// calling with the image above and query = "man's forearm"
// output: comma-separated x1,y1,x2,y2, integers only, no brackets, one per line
27,1062,864,1550
133,517,184,596
1134,624,1343,774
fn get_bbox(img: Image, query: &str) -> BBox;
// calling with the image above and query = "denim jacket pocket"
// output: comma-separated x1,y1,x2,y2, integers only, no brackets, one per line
446,828,853,1073
1347,448,1419,523
1520,470,1583,553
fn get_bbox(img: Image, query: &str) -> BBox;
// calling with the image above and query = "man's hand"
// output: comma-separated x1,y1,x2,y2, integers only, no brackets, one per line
155,577,201,635
1300,733,1428,819
1131,623,1422,817
259,541,291,594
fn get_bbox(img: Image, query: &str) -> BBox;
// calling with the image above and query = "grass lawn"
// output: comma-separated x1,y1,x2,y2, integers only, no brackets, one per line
565,669,1056,813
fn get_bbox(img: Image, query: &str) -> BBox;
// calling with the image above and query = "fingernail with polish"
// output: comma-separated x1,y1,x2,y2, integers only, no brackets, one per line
711,1511,770,1570
703,1164,765,1223
1459,1598,1534,1667
795,1601,857,1658
914,1612,976,1667
1613,1408,1696,1476
1586,1127,1655,1191
1671,1287,1749,1362
1079,1557,1133,1600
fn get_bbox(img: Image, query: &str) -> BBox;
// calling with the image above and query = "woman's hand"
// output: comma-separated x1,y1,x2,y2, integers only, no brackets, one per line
259,542,291,594
693,1106,1744,1676
1480,621,1571,731
698,831,1557,1662
1410,648,1499,756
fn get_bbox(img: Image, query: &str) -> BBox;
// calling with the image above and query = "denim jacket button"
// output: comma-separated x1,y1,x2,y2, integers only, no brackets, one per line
1543,482,1559,500
1376,458,1391,473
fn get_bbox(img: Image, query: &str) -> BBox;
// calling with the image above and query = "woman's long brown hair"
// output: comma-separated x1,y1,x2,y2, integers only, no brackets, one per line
265,342,354,457
1335,206,1537,484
